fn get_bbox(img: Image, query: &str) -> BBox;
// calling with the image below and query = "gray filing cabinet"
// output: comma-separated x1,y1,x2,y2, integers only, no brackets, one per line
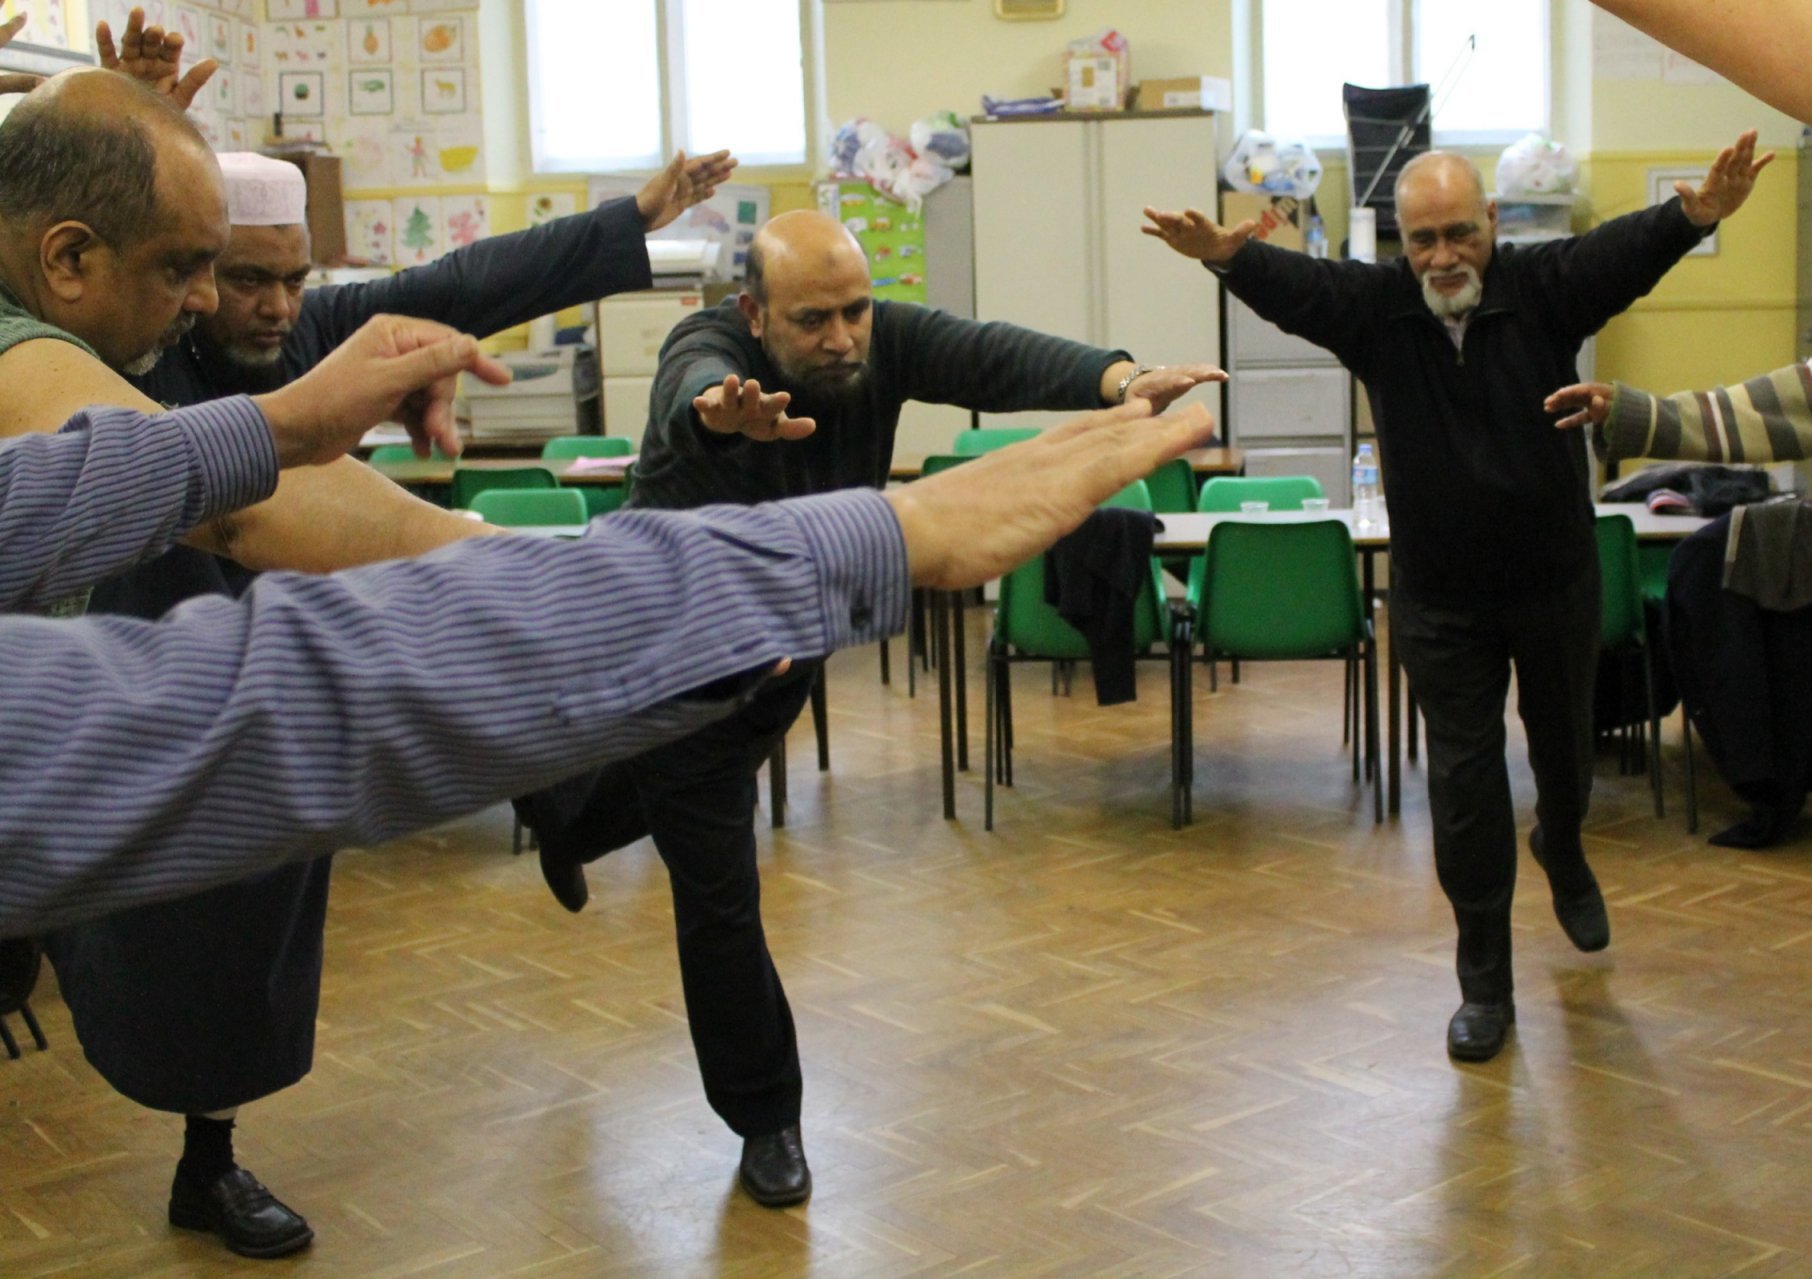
1225,296,1352,503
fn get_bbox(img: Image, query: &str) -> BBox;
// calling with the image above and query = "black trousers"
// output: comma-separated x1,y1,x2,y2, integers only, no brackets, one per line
525,664,820,1138
1389,567,1600,1003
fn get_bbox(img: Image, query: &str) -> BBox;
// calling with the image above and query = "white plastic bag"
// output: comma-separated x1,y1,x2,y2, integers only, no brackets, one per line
1495,133,1577,196
1221,130,1323,199
909,110,970,172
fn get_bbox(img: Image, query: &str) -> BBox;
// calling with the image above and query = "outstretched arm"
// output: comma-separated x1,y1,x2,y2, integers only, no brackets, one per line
1549,364,1812,464
1595,0,1812,124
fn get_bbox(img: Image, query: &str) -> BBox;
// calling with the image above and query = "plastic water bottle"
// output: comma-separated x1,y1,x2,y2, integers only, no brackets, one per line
1305,214,1327,260
1352,442,1380,529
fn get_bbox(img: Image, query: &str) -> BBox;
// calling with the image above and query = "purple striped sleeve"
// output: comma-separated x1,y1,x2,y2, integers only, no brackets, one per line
0,488,909,935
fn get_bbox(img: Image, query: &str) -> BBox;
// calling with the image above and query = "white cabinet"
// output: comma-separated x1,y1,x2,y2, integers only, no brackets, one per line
1225,295,1353,504
971,112,1224,433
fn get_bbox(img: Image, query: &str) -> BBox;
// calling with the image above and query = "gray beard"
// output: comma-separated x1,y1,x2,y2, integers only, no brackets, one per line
120,348,162,376
1421,267,1483,319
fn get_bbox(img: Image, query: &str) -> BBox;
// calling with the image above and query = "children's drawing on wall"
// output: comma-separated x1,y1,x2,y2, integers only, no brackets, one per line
268,21,334,68
208,13,231,59
528,192,578,229
391,195,442,267
239,67,266,118
431,124,482,181
441,195,489,250
403,133,431,180
277,70,325,118
172,4,201,54
267,0,338,18
345,199,393,266
349,67,393,115
421,67,465,115
417,15,462,63
347,16,389,64
210,65,235,116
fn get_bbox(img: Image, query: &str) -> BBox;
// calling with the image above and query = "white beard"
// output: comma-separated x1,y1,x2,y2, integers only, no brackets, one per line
1421,266,1483,318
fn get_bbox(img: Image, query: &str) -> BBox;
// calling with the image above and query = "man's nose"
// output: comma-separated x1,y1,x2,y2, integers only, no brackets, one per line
821,317,854,355
188,272,219,316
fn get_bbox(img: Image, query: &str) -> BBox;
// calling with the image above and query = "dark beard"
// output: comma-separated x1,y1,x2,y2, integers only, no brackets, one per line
187,331,291,394
779,358,871,408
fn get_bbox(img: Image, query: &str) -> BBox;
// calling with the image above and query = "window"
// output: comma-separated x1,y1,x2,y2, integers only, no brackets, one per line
526,0,811,174
1257,0,1548,146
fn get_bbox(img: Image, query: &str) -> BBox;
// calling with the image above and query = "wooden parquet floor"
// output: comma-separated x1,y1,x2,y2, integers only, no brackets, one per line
5,613,1812,1278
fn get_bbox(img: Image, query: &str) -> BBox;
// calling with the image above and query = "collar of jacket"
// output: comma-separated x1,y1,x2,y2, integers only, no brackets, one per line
1383,248,1520,329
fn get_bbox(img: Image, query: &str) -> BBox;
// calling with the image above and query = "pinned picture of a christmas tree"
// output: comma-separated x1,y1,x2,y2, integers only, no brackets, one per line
400,205,433,254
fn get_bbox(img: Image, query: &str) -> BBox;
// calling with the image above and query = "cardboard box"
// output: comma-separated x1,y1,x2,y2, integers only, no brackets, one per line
1134,76,1232,113
1064,53,1124,110
1220,192,1307,254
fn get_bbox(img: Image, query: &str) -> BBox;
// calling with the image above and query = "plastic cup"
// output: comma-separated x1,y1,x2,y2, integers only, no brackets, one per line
1302,498,1331,513
1240,500,1269,514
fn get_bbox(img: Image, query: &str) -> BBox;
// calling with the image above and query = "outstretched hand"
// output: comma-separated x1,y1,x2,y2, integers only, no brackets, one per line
96,7,218,110
1123,363,1229,414
1544,381,1615,432
1140,206,1259,265
887,401,1218,590
637,149,740,232
1,15,44,95
1677,128,1773,227
254,315,512,467
692,373,816,443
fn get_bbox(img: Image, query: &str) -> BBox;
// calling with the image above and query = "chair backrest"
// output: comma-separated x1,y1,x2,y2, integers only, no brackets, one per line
1199,519,1365,659
368,444,452,464
1196,474,1324,513
997,480,1167,660
917,453,974,477
952,426,1040,456
1595,513,1647,648
1145,456,1198,515
470,486,589,527
541,436,632,460
450,465,558,510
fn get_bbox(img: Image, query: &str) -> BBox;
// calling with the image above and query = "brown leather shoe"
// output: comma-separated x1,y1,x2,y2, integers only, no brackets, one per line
739,1124,812,1207
169,1167,313,1258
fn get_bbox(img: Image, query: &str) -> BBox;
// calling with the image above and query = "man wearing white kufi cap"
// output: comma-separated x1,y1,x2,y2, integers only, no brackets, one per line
44,137,739,1259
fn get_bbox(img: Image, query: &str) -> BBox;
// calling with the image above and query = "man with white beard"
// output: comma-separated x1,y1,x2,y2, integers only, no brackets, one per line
1142,136,1768,1063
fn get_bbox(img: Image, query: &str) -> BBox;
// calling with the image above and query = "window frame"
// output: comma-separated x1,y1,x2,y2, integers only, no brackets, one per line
524,0,822,179
1250,0,1551,151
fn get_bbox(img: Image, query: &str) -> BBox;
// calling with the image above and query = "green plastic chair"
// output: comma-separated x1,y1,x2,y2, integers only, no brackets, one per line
469,487,588,527
891,453,975,695
985,480,1194,829
1596,514,1665,818
1145,457,1199,515
953,426,1040,456
367,443,450,464
1637,542,1672,603
542,436,632,518
1192,517,1382,822
1189,475,1328,692
450,465,557,511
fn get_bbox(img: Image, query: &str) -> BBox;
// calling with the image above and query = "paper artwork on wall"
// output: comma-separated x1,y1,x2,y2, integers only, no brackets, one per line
429,121,482,180
277,69,325,117
236,18,259,67
349,67,392,115
239,66,266,118
269,21,335,67
267,0,338,18
210,65,235,116
391,195,442,266
416,14,462,63
441,194,488,250
528,192,578,228
140,0,167,30
346,16,388,64
189,111,223,149
420,66,464,114
336,123,388,184
173,5,202,53
408,0,474,12
345,198,393,265
208,12,232,58
225,117,249,148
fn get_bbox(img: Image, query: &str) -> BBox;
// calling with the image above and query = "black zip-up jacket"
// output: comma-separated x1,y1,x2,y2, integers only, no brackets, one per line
1217,198,1709,604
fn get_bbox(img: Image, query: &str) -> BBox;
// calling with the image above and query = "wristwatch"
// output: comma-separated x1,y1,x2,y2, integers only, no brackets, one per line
1114,363,1153,405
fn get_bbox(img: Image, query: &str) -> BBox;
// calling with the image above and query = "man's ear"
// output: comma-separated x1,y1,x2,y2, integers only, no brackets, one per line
39,221,104,303
737,291,763,337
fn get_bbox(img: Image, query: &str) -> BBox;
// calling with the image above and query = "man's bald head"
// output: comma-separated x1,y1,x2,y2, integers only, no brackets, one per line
0,68,216,251
744,210,868,307
0,69,228,373
1394,151,1488,213
738,209,874,403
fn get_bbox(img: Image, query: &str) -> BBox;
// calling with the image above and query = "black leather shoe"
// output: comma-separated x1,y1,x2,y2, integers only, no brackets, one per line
1530,826,1610,953
739,1124,812,1207
169,1167,313,1258
1447,1000,1515,1062
538,842,589,914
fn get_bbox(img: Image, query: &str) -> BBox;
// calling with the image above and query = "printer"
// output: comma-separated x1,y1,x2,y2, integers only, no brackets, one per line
457,347,600,443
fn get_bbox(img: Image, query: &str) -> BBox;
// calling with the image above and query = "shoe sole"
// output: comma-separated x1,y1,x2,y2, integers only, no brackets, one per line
170,1209,315,1258
739,1173,812,1208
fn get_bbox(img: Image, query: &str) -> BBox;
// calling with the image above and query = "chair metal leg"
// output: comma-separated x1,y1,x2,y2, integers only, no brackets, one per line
879,636,891,687
768,739,786,829
1683,706,1699,834
511,815,524,856
985,649,998,831
953,589,970,773
1366,638,1383,824
1407,689,1419,764
1001,659,1015,788
811,668,830,772
1643,644,1663,817
0,1018,17,1060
